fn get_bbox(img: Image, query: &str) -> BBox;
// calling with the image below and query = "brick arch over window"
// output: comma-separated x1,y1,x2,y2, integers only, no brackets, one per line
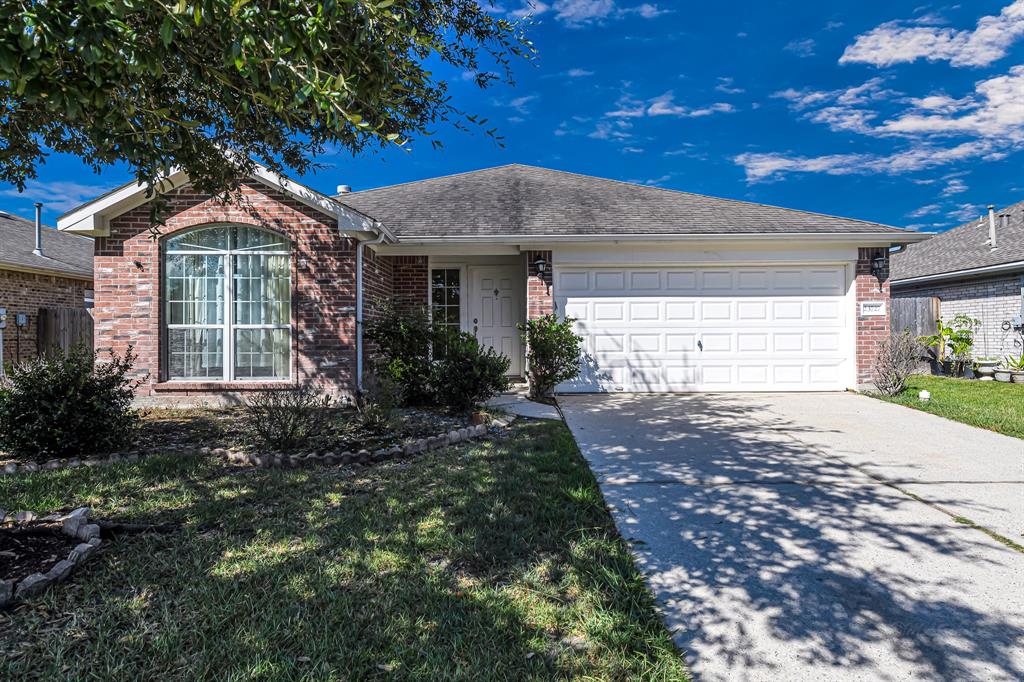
93,180,359,399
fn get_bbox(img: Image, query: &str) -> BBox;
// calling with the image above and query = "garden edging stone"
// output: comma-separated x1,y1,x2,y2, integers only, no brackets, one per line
218,416,516,470
1,507,102,609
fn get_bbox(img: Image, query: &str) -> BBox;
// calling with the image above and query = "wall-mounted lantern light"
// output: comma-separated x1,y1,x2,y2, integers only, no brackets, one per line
870,255,886,279
532,255,548,276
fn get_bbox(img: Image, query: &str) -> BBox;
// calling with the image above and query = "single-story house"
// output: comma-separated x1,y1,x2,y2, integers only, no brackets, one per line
0,207,94,366
57,164,925,401
891,202,1024,359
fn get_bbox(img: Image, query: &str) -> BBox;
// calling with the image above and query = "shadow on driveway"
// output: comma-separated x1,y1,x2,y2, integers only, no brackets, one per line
560,393,1024,681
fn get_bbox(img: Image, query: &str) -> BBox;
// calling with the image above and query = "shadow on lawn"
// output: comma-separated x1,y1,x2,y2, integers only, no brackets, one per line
563,394,1024,680
1,421,684,680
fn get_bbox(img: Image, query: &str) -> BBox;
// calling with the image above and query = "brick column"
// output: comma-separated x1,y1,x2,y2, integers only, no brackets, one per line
855,247,891,387
526,250,553,320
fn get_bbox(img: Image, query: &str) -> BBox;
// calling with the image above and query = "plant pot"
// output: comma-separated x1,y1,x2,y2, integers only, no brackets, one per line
470,411,488,426
976,365,996,381
994,369,1013,382
1012,372,1024,384
964,365,976,380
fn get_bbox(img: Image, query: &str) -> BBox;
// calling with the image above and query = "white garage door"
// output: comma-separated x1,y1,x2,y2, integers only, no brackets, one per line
555,265,853,392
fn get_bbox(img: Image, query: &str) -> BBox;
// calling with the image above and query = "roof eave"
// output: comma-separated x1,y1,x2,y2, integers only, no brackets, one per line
891,259,1024,287
388,231,928,246
0,261,93,281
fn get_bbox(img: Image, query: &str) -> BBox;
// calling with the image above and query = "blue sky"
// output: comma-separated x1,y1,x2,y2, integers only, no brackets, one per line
4,1,1023,232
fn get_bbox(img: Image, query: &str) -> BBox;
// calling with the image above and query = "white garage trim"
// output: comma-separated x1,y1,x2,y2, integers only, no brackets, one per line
555,263,857,393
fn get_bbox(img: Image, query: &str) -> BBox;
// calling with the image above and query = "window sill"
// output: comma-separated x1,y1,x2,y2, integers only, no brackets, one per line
152,380,298,392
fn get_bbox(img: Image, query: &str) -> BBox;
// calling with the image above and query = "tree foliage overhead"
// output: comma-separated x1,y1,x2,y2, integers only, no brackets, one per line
0,1,533,195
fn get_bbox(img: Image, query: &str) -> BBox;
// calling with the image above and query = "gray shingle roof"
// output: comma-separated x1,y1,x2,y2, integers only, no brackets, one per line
0,210,93,279
891,201,1024,282
339,164,908,239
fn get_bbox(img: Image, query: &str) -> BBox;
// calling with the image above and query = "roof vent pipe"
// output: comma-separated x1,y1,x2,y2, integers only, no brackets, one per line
336,184,352,195
987,204,997,250
32,202,44,257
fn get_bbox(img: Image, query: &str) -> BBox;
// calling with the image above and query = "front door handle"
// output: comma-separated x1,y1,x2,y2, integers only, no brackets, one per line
697,339,703,352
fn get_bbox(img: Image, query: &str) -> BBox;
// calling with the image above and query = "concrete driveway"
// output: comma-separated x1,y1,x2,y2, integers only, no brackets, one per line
559,393,1024,681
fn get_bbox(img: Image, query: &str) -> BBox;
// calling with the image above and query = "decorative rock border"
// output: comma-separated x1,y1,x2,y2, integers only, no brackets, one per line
218,415,517,469
0,446,201,478
0,507,102,609
0,415,519,477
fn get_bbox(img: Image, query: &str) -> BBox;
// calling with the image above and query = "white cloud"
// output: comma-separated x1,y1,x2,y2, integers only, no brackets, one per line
565,68,594,77
644,91,735,118
514,1,666,26
948,203,983,222
907,203,942,218
877,66,1024,142
941,178,968,196
0,180,115,213
784,38,817,57
507,1,550,19
620,146,645,153
588,120,633,141
714,77,745,95
504,94,538,114
734,139,998,182
552,0,615,26
840,1,1024,67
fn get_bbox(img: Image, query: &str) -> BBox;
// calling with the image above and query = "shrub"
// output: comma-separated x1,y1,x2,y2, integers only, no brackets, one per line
365,304,435,406
519,314,583,400
430,328,510,412
354,371,402,430
0,344,144,460
243,386,333,451
919,314,979,376
873,331,922,396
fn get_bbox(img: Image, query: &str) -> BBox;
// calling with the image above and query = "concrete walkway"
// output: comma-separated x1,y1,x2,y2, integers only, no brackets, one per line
485,390,561,420
559,393,1024,681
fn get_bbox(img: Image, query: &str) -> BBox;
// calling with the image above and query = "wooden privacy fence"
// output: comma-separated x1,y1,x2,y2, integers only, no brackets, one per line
37,307,94,357
891,296,940,338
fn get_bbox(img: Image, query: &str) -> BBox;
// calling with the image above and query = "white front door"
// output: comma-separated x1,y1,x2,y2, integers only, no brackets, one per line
469,265,524,376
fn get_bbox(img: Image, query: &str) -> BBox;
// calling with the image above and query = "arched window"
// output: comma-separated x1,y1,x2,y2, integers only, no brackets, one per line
164,225,291,381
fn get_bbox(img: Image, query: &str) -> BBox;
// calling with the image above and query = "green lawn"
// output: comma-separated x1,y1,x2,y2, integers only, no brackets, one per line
0,420,688,681
872,375,1024,439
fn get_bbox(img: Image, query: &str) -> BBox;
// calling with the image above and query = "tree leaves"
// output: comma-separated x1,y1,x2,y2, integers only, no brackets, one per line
0,0,536,198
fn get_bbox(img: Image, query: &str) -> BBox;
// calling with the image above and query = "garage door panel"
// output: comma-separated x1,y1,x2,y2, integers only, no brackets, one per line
557,264,852,392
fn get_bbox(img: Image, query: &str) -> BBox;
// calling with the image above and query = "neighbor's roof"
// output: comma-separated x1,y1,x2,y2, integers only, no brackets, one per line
0,210,93,280
339,164,915,240
891,200,1024,283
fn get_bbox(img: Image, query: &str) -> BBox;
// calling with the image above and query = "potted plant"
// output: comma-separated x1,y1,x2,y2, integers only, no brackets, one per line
919,314,979,377
1005,353,1024,383
975,356,1000,381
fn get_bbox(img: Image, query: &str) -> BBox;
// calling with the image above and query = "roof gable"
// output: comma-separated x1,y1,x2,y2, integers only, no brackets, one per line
339,164,917,241
57,165,381,238
891,201,1024,282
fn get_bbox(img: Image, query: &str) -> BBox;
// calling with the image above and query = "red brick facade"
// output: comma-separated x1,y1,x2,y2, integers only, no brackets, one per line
855,247,891,386
390,256,429,311
91,179,892,397
0,268,91,365
95,180,358,399
525,250,553,320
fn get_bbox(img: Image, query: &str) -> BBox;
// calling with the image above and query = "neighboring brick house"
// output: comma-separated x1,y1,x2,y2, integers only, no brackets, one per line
58,163,924,402
891,202,1024,359
0,209,94,366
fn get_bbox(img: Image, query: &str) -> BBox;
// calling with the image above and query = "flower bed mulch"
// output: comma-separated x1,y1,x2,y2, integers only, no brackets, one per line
1,407,482,476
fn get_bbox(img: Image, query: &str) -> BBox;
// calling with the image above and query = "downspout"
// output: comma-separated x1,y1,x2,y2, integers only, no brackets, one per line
354,226,387,393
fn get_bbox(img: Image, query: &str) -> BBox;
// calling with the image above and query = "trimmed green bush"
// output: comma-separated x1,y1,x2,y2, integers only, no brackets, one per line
0,345,144,460
519,314,583,400
367,305,510,412
431,329,510,412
